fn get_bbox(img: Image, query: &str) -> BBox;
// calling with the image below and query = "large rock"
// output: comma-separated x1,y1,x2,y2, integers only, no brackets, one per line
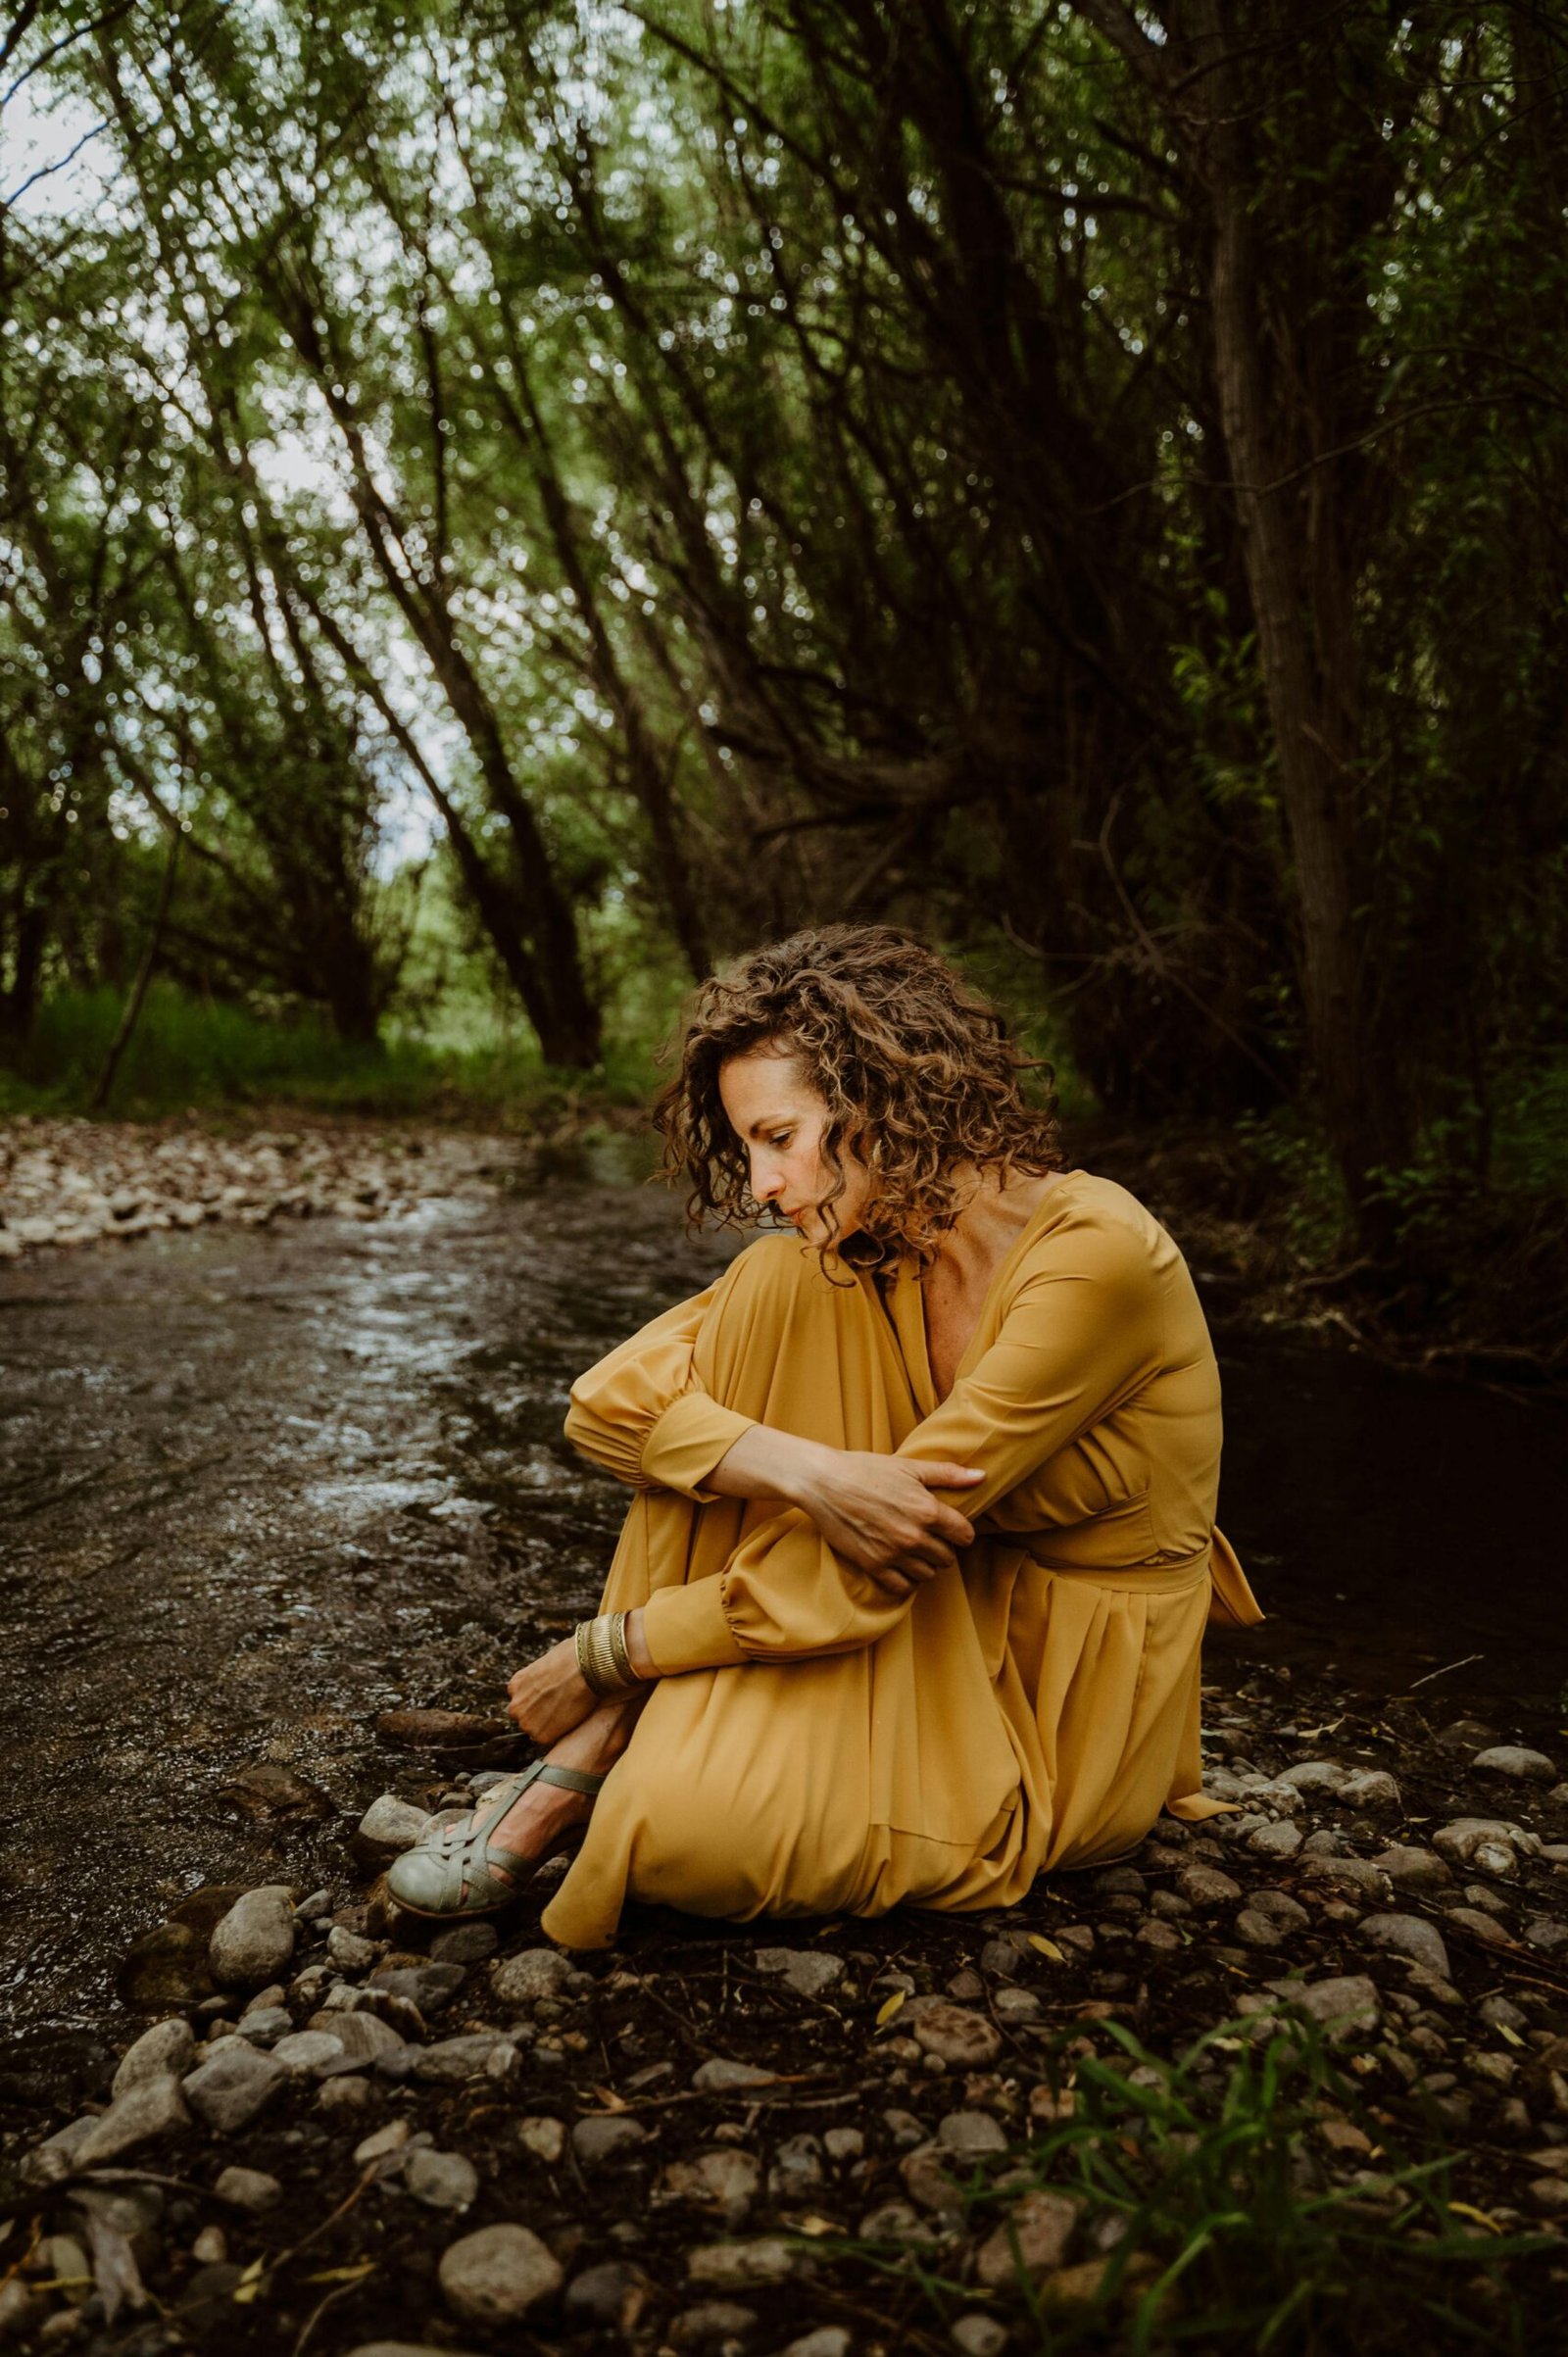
1371,1844,1451,1892
209,1887,295,1989
112,2017,196,2098
74,2074,191,2168
1359,1912,1452,1981
976,2190,1080,2290
182,2042,287,2133
439,2224,564,2323
304,2008,406,2065
691,2058,779,2091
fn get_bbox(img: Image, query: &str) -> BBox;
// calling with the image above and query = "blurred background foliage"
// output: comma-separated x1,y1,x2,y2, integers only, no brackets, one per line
1,1,1564,1346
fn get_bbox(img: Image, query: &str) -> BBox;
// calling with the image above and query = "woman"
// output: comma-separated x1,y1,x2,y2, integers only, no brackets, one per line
389,925,1261,1945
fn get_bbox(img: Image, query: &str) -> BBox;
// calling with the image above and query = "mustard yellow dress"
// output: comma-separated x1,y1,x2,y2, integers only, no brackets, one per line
539,1169,1261,1951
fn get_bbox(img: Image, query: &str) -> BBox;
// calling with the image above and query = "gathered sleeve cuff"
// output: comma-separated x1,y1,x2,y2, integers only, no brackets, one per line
564,1283,757,1501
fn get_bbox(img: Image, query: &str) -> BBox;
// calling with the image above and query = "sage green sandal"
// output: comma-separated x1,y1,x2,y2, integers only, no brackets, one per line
385,1760,607,1919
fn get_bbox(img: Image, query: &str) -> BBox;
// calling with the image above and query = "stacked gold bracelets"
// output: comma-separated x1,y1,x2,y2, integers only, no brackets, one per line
573,1609,645,1698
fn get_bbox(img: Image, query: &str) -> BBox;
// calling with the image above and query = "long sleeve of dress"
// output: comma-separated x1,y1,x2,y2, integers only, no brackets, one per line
639,1209,1169,1675
891,1210,1164,1518
564,1285,759,1504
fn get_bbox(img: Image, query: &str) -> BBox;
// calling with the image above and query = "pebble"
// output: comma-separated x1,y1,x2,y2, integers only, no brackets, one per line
976,2188,1080,2287
909,2002,1002,2068
1473,1745,1557,1784
439,2223,564,2321
1360,1912,1452,1980
430,1921,499,1964
1371,1844,1451,1891
209,1886,296,1989
1277,1759,1348,1795
1338,1769,1401,1812
356,1795,434,1858
767,2134,824,2202
182,2042,287,2133
214,2166,282,2212
517,2115,565,2163
1137,1918,1183,1950
823,2126,863,2161
995,1987,1042,2023
858,2197,942,2246
74,2072,190,2167
691,2056,779,2090
234,2006,293,2045
1175,1864,1243,1909
355,2120,414,2166
1445,1905,1514,1948
752,1945,845,1998
564,2261,644,2326
670,2301,759,2347
0,2283,37,2339
328,1927,376,1973
952,2316,1009,2357
1525,1918,1568,1952
1301,1854,1388,1895
572,2115,649,2167
112,2017,196,2097
489,1947,573,2006
407,2148,480,2211
372,1962,466,2014
1433,1818,1538,1873
666,2148,761,2220
305,2007,406,2063
1234,1890,1310,1948
1478,1992,1528,2035
938,2108,1007,2154
404,2035,502,2084
271,2031,349,2076
1272,1973,1381,2046
781,2332,851,2357
686,2235,799,2286
901,2143,964,2215
1249,1821,1303,1860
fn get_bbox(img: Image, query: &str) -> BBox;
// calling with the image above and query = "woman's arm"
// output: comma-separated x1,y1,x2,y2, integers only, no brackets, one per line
700,1423,985,1596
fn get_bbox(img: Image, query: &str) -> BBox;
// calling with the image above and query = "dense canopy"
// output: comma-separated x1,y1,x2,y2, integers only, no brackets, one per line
2,2,1565,1291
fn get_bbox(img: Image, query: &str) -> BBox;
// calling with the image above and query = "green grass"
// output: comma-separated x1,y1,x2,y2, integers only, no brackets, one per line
0,983,663,1125
839,2017,1558,2354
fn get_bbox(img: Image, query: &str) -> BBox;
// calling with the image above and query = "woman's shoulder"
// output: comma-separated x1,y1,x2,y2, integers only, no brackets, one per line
1011,1168,1183,1291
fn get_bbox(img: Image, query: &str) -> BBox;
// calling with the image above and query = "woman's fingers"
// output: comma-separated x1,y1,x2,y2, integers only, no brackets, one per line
909,1459,984,1489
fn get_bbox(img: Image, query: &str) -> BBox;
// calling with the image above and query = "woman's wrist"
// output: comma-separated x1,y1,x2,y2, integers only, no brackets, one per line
624,1606,657,1681
707,1423,838,1511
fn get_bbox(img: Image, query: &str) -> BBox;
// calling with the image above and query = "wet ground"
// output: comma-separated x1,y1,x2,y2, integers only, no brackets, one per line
1,1150,1564,2047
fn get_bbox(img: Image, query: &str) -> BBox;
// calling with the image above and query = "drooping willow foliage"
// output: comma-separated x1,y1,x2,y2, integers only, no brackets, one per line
2,2,1565,1253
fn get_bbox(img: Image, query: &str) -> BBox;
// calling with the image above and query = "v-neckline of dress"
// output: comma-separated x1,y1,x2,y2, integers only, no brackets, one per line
886,1169,1083,1415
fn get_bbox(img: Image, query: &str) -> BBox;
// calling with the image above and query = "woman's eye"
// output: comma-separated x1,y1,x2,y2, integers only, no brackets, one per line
768,1132,793,1148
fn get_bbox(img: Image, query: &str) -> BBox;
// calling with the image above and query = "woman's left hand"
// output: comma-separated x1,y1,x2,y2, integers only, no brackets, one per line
506,1639,598,1746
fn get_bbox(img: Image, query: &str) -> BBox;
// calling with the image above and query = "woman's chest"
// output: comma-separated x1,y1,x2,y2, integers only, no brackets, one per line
919,1261,992,1405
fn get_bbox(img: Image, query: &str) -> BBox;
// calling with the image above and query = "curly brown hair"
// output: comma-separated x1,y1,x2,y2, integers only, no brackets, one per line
652,925,1063,1269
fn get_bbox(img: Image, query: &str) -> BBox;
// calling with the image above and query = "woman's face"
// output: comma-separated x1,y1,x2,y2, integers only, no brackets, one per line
718,1045,872,1248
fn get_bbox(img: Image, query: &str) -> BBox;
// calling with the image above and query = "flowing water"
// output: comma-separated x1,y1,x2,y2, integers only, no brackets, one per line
2,1154,1563,2056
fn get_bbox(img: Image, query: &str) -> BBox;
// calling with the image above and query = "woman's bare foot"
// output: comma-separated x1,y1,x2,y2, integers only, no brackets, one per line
487,1693,646,1863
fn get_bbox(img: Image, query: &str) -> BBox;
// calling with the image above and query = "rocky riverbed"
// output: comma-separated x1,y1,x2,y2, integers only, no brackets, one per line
0,1117,511,1257
3,1679,1566,2354
2,1126,1565,2351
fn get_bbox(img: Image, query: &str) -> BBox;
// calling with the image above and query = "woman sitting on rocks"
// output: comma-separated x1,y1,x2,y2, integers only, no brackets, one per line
389,924,1261,1944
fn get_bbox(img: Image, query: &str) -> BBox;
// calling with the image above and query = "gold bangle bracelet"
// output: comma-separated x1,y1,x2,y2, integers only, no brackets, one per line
573,1611,644,1697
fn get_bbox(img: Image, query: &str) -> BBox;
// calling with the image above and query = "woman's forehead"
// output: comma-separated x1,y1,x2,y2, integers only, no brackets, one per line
718,1046,820,1120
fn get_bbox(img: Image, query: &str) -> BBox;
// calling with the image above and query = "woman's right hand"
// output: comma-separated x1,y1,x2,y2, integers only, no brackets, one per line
794,1449,984,1597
